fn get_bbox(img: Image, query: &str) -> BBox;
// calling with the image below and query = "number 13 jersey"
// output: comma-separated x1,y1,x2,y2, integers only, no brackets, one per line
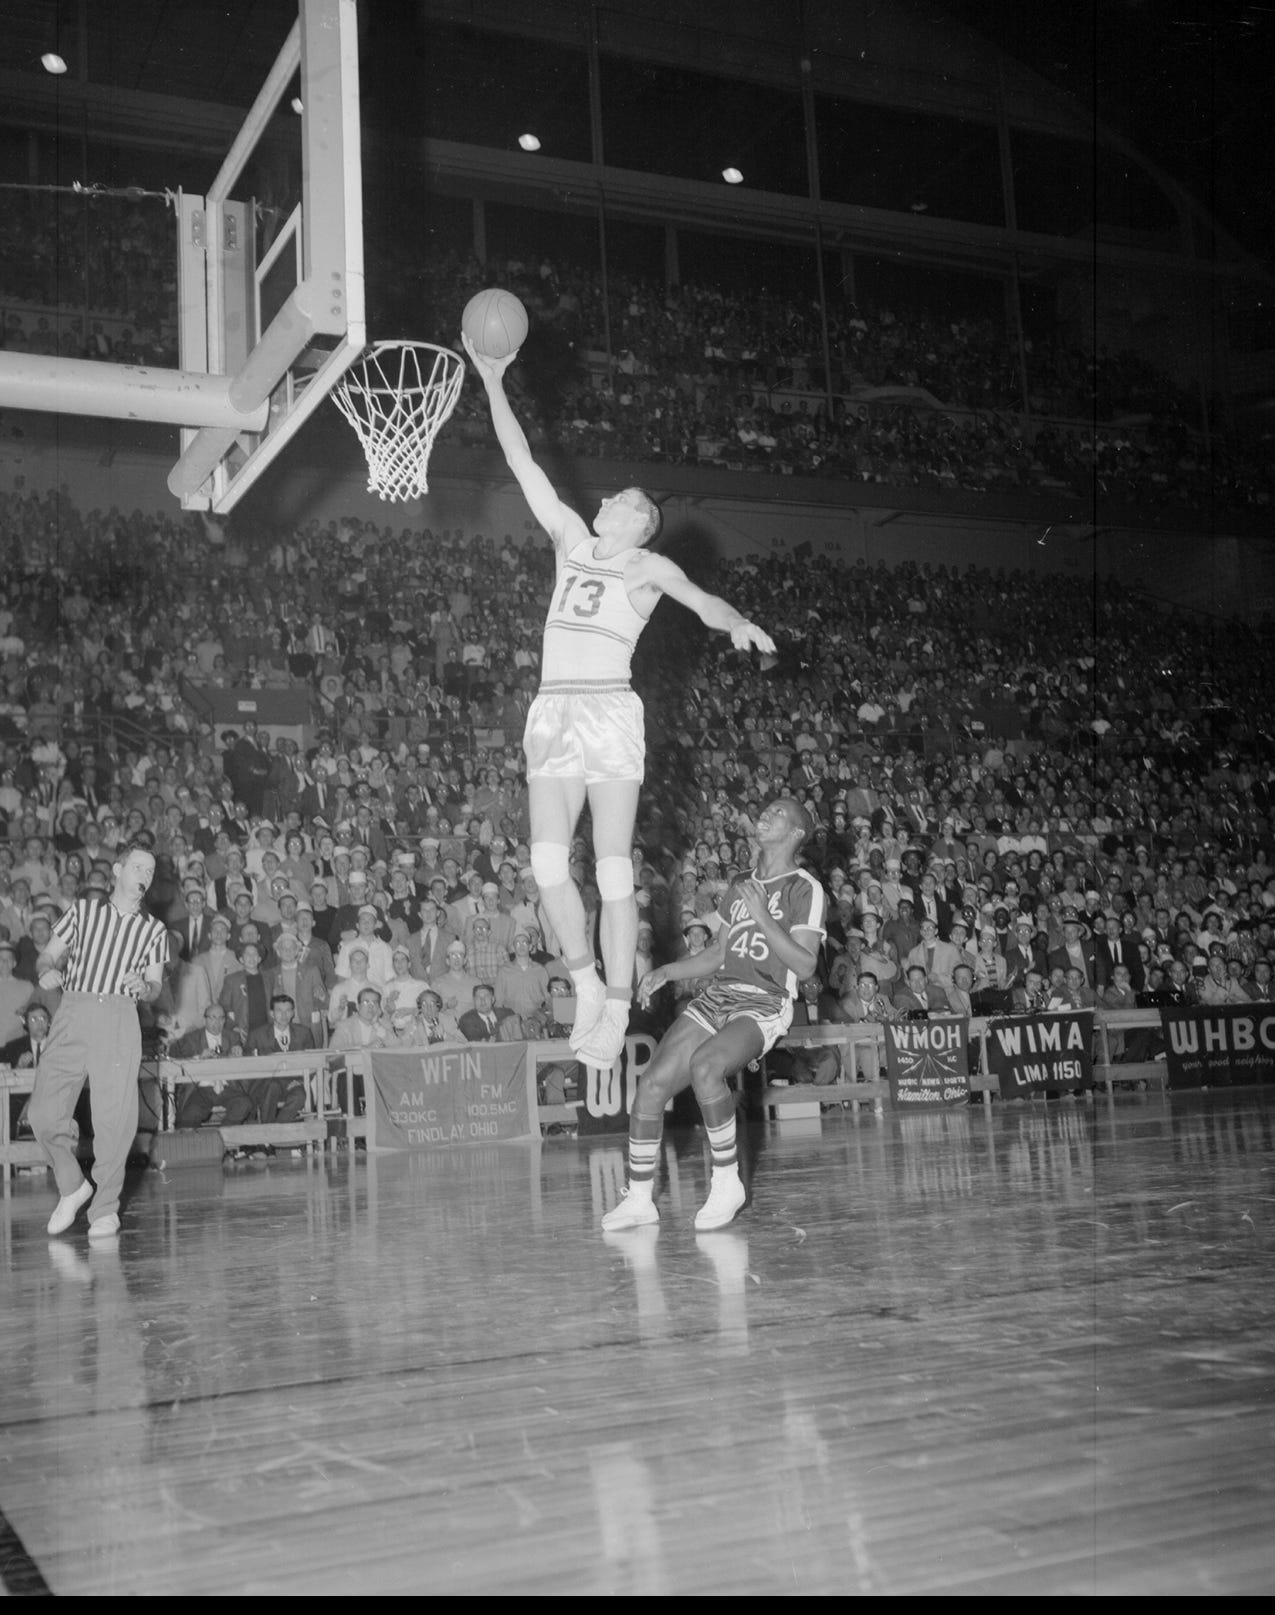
541,540,651,688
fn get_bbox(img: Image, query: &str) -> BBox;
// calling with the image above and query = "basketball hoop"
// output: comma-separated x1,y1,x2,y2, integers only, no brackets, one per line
332,340,465,501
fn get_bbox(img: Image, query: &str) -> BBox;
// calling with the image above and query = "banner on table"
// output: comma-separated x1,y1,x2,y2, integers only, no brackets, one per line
368,1042,535,1150
1159,1005,1275,1090
883,1018,970,1108
986,1010,1094,1096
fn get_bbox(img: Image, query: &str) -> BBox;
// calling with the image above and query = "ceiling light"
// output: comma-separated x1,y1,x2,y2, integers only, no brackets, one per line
722,167,743,185
518,133,541,152
290,96,304,113
41,52,68,74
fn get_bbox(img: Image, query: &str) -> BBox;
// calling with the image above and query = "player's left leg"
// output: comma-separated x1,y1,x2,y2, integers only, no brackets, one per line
527,772,607,1044
600,1013,707,1231
687,1016,763,1231
575,775,640,1067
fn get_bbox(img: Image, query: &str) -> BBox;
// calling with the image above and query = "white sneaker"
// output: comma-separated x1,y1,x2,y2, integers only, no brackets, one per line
568,976,607,1050
88,1213,121,1240
47,1179,93,1236
694,1172,746,1231
601,1187,659,1232
574,1000,629,1067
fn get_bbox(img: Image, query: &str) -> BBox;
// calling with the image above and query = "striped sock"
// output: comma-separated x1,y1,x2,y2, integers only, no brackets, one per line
701,1095,738,1170
628,1112,664,1186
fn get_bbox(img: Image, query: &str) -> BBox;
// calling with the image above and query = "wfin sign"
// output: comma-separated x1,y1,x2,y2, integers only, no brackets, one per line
368,1043,535,1149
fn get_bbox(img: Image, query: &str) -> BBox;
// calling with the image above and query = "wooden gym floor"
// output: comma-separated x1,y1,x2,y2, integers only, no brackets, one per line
1,1087,1273,1596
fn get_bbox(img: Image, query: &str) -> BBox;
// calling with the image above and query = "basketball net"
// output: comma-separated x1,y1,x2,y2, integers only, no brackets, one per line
332,341,465,501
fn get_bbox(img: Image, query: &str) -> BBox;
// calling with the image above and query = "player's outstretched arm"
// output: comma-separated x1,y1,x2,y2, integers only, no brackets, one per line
630,552,776,654
461,333,574,545
637,932,726,1008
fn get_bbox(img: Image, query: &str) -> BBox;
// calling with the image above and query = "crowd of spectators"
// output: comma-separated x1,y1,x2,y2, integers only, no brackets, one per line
0,189,174,365
4,197,1272,512
2,477,1274,1123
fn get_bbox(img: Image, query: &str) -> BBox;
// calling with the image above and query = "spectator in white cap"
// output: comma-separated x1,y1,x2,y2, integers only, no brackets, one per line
462,881,515,954
383,945,429,1021
328,947,376,1026
334,904,395,987
332,867,384,940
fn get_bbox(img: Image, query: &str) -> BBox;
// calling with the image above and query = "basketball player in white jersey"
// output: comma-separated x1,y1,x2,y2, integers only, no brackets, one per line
465,333,775,1066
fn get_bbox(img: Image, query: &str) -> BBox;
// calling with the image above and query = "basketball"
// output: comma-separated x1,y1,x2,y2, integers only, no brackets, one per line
461,287,529,360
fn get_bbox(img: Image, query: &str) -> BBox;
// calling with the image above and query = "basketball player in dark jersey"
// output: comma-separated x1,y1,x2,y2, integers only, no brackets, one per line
602,797,826,1233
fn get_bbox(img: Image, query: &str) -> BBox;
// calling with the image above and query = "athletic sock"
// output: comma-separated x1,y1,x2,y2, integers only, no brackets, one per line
628,1112,664,1187
701,1095,738,1170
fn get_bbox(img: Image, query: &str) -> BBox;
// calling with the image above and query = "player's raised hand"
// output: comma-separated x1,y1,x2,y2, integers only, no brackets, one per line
729,620,777,656
460,331,517,382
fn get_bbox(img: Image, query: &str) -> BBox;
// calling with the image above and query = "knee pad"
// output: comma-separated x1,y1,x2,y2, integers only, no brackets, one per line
530,841,571,889
595,854,635,902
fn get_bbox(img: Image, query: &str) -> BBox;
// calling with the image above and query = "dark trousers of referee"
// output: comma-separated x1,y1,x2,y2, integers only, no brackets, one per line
28,992,142,1228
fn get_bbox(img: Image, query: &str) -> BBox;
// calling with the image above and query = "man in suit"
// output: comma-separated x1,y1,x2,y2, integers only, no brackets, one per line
1093,914,1144,991
913,871,952,940
245,992,316,1122
219,940,272,1044
173,882,212,963
167,1002,253,1128
292,900,336,989
945,962,977,1018
905,916,964,991
458,982,519,1043
893,964,948,1017
1003,915,1046,986
265,930,329,1047
406,894,458,982
296,752,335,822
1046,912,1099,988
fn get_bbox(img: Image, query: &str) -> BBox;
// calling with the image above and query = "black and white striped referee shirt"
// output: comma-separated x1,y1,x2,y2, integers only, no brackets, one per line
51,898,168,996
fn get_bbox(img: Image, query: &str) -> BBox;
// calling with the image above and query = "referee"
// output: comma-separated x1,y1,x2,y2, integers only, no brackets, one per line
30,842,168,1241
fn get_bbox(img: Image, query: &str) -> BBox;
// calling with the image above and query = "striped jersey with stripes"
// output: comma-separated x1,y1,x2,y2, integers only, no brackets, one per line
540,538,651,687
714,866,828,1001
51,898,169,996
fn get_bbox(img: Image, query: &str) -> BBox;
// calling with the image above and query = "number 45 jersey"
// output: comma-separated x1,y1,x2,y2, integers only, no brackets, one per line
715,867,828,1002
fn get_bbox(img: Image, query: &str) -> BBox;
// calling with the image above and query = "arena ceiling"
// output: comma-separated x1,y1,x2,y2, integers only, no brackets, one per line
0,1,1270,263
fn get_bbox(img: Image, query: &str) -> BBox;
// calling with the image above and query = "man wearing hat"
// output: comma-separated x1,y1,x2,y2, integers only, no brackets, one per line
334,904,395,987
463,882,515,955
1047,912,1097,986
382,945,429,1021
330,867,380,940
264,929,329,1044
1004,916,1045,985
